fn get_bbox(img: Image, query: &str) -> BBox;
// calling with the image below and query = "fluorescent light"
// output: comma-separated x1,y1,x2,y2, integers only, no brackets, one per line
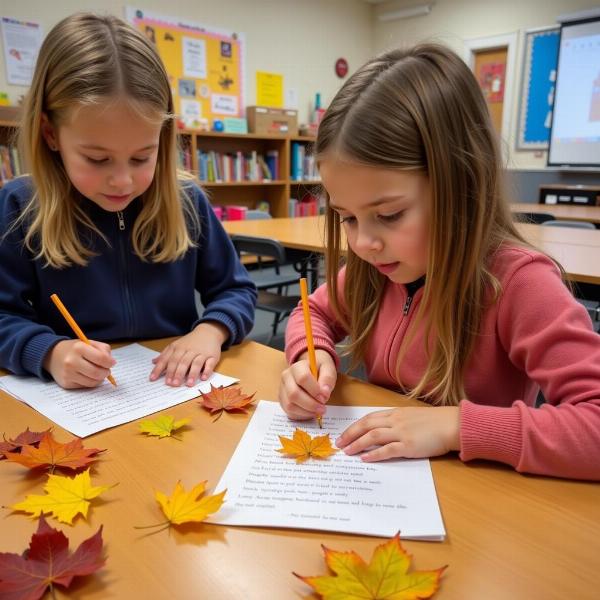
378,3,432,21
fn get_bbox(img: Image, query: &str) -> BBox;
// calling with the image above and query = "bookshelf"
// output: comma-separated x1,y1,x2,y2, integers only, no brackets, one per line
0,106,23,187
181,130,321,218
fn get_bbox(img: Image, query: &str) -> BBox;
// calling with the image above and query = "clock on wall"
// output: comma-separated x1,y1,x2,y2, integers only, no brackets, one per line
335,58,349,78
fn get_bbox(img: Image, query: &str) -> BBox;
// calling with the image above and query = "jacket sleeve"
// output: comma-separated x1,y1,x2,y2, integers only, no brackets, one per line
0,180,68,378
285,267,349,366
191,185,257,348
459,254,600,480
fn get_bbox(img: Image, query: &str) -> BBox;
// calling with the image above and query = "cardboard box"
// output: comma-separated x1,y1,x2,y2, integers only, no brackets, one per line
246,106,298,135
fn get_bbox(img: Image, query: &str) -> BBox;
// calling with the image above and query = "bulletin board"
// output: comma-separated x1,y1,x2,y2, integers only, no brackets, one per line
125,7,245,126
516,26,560,150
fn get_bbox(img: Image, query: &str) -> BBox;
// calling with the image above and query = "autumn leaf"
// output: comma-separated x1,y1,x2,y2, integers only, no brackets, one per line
136,481,226,533
0,427,52,460
3,431,105,472
9,468,115,525
294,533,447,600
0,515,104,600
198,384,255,421
139,415,190,439
277,428,338,463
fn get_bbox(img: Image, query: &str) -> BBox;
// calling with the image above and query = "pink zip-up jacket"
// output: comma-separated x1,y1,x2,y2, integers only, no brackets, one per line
285,246,600,480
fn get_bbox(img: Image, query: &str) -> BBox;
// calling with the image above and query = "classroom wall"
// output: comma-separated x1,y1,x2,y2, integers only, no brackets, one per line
0,0,373,125
372,0,595,171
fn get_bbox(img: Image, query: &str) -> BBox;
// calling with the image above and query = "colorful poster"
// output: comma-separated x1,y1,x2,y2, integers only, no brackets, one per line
1,17,43,85
125,7,245,127
256,71,283,108
478,62,506,103
517,27,560,150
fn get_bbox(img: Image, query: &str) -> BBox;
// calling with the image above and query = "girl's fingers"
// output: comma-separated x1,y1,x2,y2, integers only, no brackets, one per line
170,350,197,386
164,349,187,385
336,410,393,448
282,371,325,415
341,427,398,456
186,355,207,386
361,441,407,462
200,356,217,381
149,346,173,381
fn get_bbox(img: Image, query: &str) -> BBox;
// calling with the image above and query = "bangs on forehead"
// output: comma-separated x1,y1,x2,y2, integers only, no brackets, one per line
64,95,170,126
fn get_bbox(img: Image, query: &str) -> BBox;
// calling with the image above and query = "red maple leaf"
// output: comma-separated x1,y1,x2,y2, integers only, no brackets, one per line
0,427,52,460
198,384,255,421
0,515,105,600
4,432,105,472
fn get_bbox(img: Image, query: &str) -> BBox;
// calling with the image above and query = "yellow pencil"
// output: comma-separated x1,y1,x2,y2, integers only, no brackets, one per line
299,278,322,428
50,293,117,387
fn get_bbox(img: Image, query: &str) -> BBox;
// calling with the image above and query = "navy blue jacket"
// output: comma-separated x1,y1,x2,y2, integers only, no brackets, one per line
0,177,257,378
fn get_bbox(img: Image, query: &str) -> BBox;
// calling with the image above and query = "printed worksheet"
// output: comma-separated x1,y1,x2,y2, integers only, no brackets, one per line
0,343,237,437
210,401,446,540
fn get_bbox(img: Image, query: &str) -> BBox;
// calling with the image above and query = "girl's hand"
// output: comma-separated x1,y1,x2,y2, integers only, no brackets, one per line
279,349,337,420
43,339,116,389
149,322,229,386
336,406,461,461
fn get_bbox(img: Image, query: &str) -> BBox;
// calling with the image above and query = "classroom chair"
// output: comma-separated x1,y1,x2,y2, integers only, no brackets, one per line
231,235,301,344
513,212,556,225
541,219,596,230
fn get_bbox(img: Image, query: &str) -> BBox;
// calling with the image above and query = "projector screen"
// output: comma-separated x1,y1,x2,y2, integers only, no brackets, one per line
547,17,600,168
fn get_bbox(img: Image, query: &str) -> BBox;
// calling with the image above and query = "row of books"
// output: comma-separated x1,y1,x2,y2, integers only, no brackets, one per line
0,145,23,184
291,142,319,181
288,193,325,218
197,150,280,183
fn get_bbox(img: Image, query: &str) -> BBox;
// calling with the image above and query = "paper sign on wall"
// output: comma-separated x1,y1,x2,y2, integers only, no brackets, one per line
257,71,283,108
1,17,43,85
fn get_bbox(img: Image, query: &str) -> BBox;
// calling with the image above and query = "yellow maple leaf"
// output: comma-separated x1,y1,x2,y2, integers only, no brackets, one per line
10,469,114,525
295,533,447,600
136,481,226,533
277,428,338,463
139,415,190,438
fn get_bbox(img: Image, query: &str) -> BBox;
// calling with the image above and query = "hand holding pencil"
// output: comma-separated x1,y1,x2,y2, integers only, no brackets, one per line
277,279,337,422
48,293,117,388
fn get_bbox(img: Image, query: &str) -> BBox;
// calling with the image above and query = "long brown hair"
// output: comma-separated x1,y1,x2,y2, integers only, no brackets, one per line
318,44,533,406
18,12,197,268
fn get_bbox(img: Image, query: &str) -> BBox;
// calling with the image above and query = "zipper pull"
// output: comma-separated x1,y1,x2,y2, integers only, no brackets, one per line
403,295,413,316
117,211,125,231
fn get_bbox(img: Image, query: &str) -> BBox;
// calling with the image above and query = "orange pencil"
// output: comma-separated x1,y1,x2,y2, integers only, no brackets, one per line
50,293,117,387
299,278,322,428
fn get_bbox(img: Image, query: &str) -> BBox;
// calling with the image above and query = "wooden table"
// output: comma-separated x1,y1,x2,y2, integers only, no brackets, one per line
512,202,600,225
1,339,599,599
224,216,600,285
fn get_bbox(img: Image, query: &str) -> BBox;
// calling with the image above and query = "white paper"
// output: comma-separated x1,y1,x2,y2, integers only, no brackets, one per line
1,17,43,85
182,36,206,79
180,98,202,126
210,401,446,540
211,93,238,115
0,344,238,438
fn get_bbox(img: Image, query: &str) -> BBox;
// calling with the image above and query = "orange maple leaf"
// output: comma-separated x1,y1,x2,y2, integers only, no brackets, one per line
294,533,447,600
0,427,52,459
4,432,105,473
277,428,338,463
198,384,255,421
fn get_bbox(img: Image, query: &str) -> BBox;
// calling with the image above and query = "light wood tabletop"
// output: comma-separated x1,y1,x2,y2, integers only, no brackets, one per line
1,339,599,599
512,202,600,224
224,216,600,285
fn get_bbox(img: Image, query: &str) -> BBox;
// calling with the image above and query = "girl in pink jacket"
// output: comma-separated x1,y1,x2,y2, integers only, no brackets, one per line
280,44,600,480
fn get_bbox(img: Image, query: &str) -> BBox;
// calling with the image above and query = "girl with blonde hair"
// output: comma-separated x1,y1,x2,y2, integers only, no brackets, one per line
279,44,600,480
0,12,256,389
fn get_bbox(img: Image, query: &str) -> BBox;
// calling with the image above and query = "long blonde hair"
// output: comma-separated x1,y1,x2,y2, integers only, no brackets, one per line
318,44,534,406
18,12,198,268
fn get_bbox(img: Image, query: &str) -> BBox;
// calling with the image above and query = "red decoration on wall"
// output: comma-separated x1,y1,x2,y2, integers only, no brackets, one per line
335,58,349,78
